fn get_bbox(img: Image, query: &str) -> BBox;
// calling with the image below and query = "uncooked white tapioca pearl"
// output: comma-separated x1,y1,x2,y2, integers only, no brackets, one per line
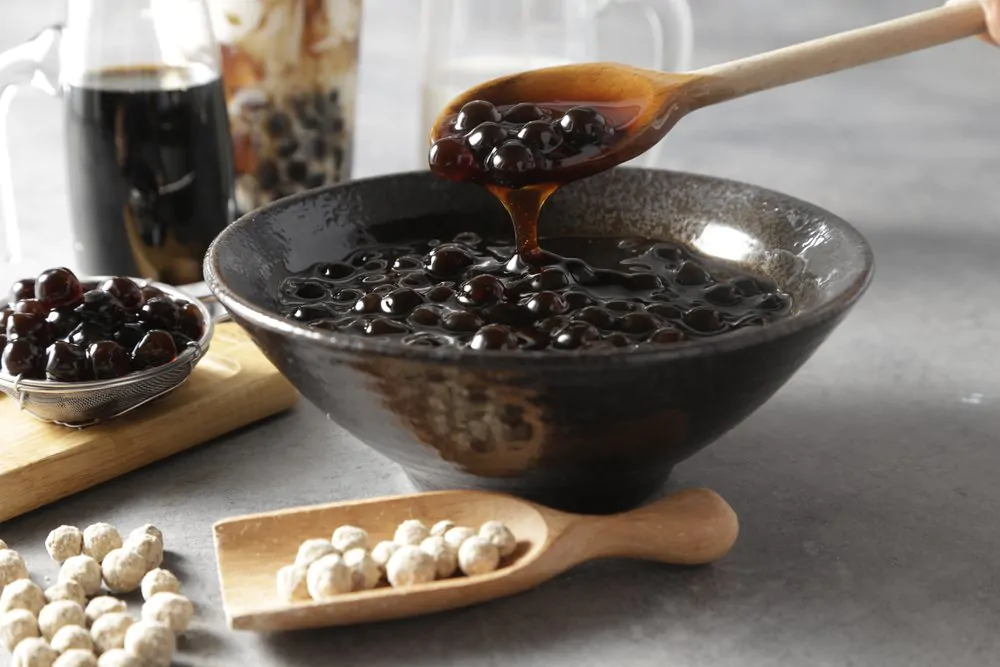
45,582,87,608
126,525,162,547
342,549,379,591
276,564,309,602
1,579,47,616
294,539,338,568
479,521,517,558
10,637,58,667
430,520,455,537
38,601,86,641
96,649,142,667
419,536,458,579
0,609,40,651
442,526,476,551
139,569,179,602
457,536,500,576
0,550,30,590
306,554,351,600
369,541,399,574
50,624,93,653
330,526,367,553
385,546,435,588
84,597,127,627
393,519,429,546
141,592,194,635
101,549,145,594
89,612,134,654
52,650,98,667
82,525,122,565
123,621,175,667
124,534,162,572
59,556,102,597
45,527,84,564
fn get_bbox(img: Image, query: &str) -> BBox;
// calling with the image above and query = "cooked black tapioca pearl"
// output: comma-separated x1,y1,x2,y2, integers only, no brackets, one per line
574,306,616,330
528,267,570,292
334,288,362,304
10,279,35,302
469,324,518,351
364,317,409,336
557,106,608,145
132,330,178,370
318,262,355,280
442,311,483,332
674,261,712,286
294,282,327,300
487,141,538,181
427,244,476,277
360,273,393,287
391,256,422,271
15,299,49,318
625,273,662,291
78,290,127,329
354,293,383,314
705,283,742,306
552,322,600,350
524,291,568,318
604,300,635,314
458,275,504,307
562,291,595,311
453,100,502,132
47,308,81,339
465,122,509,156
399,273,431,288
7,312,51,345
619,312,659,334
426,285,455,303
45,341,89,382
649,327,685,344
409,305,441,327
3,339,42,377
88,340,131,379
137,297,177,331
114,323,147,349
516,120,563,154
683,307,725,333
480,303,534,327
291,306,331,322
37,268,84,309
67,322,107,347
503,103,545,124
99,277,144,311
646,303,683,320
428,137,477,181
381,288,423,315
605,332,631,347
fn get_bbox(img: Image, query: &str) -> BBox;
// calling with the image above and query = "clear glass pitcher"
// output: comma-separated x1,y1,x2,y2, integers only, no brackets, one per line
0,0,235,285
417,0,693,168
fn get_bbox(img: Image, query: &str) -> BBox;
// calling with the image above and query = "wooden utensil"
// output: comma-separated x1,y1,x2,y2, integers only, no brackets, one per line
213,487,738,631
432,1,987,177
0,322,298,522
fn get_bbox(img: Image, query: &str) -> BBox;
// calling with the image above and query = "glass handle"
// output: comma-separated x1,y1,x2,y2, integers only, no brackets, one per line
0,24,63,265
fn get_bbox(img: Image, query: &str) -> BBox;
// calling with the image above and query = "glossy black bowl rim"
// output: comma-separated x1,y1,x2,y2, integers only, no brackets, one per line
204,168,875,368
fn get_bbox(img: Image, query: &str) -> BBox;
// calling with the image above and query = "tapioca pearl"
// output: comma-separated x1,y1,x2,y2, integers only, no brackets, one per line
291,306,331,322
625,273,662,291
552,322,600,350
486,141,538,184
535,315,569,335
674,260,713,286
619,312,659,335
399,272,431,289
452,232,483,247
403,333,445,347
353,293,382,314
453,100,502,132
276,139,299,158
604,300,634,314
364,318,409,336
294,282,326,300
334,288,362,304
266,112,292,138
392,256,423,271
557,106,609,146
409,305,442,327
442,311,482,333
381,288,424,316
428,137,477,181
426,285,455,303
503,102,545,124
528,267,570,292
465,122,509,157
317,262,354,280
457,275,504,307
646,303,682,320
524,291,568,318
516,120,563,154
705,283,742,306
562,291,595,311
305,173,326,189
480,303,535,328
286,160,308,183
427,244,476,277
732,277,761,297
361,274,394,287
256,160,279,190
604,332,631,347
573,306,616,329
469,324,518,351
683,307,725,333
649,327,686,344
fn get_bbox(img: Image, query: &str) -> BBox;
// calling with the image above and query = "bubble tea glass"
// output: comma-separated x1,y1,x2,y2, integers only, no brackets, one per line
206,0,363,214
418,0,694,168
0,0,236,285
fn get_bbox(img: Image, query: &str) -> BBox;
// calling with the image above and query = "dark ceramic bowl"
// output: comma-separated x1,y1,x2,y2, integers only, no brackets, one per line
205,168,873,513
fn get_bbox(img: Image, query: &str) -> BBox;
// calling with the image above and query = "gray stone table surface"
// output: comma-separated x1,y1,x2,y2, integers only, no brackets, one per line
1,0,999,665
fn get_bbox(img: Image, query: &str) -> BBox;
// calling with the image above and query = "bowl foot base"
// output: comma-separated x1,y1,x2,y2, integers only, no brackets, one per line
404,465,672,515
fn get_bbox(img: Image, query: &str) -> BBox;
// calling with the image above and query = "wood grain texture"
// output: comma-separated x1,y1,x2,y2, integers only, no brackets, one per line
0,322,298,522
213,488,738,631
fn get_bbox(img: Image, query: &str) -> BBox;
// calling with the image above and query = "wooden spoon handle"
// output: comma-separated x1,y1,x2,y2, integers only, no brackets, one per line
691,1,986,107
574,488,739,565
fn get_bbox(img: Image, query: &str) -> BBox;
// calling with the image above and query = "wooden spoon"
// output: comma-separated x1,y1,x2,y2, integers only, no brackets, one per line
213,487,738,631
431,1,987,181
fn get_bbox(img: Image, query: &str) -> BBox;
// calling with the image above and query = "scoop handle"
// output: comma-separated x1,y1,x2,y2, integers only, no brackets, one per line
691,2,986,107
571,488,739,566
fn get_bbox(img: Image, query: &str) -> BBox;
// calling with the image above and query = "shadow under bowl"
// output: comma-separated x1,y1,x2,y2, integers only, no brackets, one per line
205,168,874,513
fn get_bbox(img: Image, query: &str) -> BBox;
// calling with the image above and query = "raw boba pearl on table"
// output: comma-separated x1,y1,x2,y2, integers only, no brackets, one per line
90,612,134,654
101,549,145,594
419,536,458,579
96,649,141,667
50,625,93,653
123,620,175,667
442,526,476,552
0,550,29,589
38,600,86,641
125,533,163,572
0,609,39,651
10,637,58,667
293,539,338,569
330,525,368,553
306,554,352,600
84,597,126,626
58,556,102,598
140,592,193,634
0,579,46,616
44,582,86,608
393,520,429,547
53,649,98,667
276,564,309,602
385,546,436,588
82,525,121,565
479,521,517,558
341,549,380,592
369,541,399,574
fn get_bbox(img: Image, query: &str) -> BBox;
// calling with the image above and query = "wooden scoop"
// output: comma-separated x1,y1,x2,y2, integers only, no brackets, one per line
213,487,738,631
431,1,987,179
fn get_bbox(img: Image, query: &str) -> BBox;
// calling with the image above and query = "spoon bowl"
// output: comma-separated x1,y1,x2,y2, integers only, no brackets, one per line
213,488,738,631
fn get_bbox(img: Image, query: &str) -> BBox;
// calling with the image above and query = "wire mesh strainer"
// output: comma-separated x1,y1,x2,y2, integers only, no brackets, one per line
0,279,217,428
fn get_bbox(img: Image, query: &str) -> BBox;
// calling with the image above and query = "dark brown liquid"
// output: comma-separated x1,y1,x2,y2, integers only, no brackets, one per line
65,65,235,284
430,100,638,258
276,229,791,352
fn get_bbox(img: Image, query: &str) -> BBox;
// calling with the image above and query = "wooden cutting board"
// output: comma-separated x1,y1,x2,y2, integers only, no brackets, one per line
0,322,298,522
